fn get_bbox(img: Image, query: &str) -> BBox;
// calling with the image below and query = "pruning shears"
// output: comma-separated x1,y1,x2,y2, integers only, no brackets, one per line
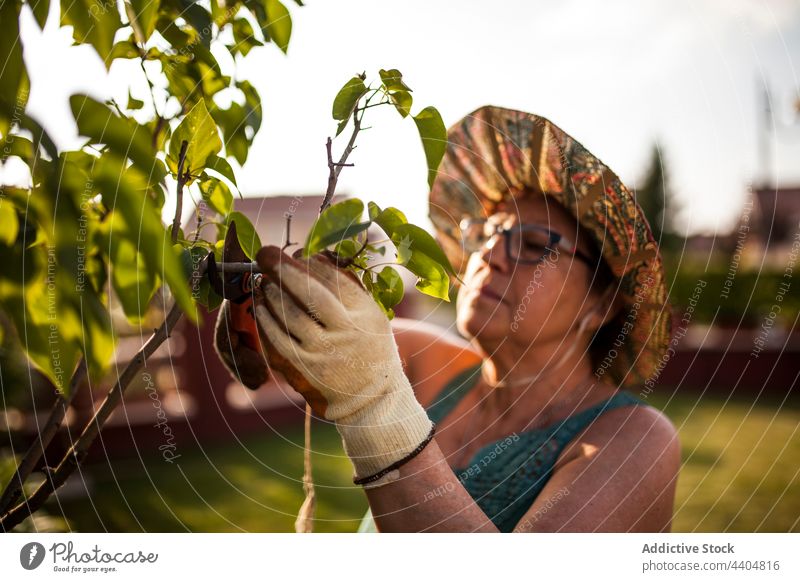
207,223,263,351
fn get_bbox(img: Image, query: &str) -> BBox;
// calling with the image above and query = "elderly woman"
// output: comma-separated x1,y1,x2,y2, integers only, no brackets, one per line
216,106,679,532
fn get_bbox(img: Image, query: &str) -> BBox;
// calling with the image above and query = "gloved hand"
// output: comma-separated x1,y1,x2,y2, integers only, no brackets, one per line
252,246,435,484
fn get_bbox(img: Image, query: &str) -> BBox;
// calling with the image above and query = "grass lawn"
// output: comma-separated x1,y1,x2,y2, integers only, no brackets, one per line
52,422,367,533
648,391,800,532
48,392,799,532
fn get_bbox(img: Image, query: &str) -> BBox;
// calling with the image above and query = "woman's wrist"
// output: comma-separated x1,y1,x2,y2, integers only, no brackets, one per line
334,381,435,483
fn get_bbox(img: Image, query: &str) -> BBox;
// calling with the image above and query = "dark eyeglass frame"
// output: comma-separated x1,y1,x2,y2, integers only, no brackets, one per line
459,218,596,266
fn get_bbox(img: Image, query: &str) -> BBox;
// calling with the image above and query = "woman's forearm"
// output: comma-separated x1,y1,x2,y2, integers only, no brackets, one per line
363,440,499,532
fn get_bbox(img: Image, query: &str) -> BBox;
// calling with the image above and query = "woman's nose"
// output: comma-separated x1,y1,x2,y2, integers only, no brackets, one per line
478,231,510,273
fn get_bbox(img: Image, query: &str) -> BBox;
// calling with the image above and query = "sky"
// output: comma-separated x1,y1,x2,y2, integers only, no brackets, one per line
11,0,800,236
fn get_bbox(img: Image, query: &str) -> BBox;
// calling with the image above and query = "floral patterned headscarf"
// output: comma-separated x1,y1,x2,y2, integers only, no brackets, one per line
429,105,672,390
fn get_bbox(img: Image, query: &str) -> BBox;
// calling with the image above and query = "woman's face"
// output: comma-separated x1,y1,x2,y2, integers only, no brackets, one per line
456,195,604,351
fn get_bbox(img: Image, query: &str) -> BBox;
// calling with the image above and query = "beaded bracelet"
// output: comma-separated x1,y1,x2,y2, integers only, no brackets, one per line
353,423,437,486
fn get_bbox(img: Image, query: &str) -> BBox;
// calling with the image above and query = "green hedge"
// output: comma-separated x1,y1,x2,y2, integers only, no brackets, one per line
665,262,797,327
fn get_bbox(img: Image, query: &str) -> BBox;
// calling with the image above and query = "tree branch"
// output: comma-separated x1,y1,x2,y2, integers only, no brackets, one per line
298,102,372,530
171,140,189,244
0,301,186,532
1,151,200,531
320,107,364,214
0,360,87,514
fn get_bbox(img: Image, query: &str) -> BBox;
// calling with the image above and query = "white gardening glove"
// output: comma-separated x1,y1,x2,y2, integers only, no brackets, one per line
252,246,434,484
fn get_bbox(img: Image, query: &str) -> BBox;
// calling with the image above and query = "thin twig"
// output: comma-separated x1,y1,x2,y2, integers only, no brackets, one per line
354,236,369,259
297,85,387,532
171,140,189,244
320,107,364,214
298,97,373,531
0,360,87,514
356,100,388,111
294,403,315,533
0,301,186,532
282,215,294,251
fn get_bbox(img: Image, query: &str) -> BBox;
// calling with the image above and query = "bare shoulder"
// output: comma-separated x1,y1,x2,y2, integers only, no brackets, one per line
559,399,681,470
528,398,681,532
391,318,482,406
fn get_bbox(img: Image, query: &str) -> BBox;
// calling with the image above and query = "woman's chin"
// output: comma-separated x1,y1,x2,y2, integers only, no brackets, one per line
457,309,510,343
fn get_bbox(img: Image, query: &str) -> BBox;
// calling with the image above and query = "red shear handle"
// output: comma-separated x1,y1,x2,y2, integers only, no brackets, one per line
229,297,260,352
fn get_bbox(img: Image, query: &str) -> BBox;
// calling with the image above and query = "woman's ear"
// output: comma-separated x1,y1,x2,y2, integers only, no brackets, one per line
584,286,623,332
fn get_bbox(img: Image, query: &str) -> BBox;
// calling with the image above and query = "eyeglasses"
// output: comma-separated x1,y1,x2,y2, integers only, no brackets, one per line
459,218,596,266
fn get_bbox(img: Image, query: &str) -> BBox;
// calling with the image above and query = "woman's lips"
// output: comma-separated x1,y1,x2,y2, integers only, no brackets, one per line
477,286,507,304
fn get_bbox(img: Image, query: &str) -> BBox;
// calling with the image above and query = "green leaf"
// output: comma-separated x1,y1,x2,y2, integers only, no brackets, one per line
413,106,447,189
232,17,263,56
332,76,368,121
30,0,50,29
61,0,123,69
179,0,213,47
367,201,381,221
155,14,196,50
209,102,251,165
109,39,141,61
264,0,292,53
391,223,455,276
127,91,144,110
191,42,230,97
379,70,413,117
181,246,221,311
395,234,412,265
109,214,159,323
70,94,162,183
399,247,449,301
239,79,263,134
371,204,408,238
205,154,238,188
226,211,262,260
169,99,222,178
19,113,57,160
200,177,233,216
93,154,197,322
389,90,412,118
390,223,454,301
0,134,34,163
333,239,369,268
0,1,23,123
210,0,231,26
375,266,404,309
2,156,117,389
126,0,161,43
413,261,449,300
206,278,224,311
304,199,370,256
2,283,83,394
378,69,412,92
0,200,19,245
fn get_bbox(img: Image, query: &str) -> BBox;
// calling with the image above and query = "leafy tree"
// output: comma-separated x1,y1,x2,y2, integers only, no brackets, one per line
634,143,683,258
0,1,449,531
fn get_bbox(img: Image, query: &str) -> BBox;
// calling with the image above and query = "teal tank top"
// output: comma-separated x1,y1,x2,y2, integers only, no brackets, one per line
358,363,644,532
